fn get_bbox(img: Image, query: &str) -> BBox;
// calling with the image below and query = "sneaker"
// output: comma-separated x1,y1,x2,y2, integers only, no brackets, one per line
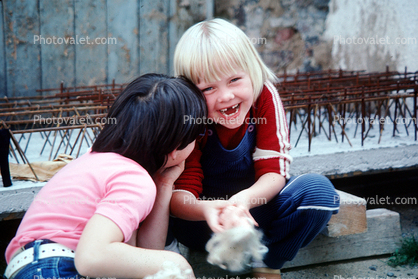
164,238,181,254
251,257,268,269
252,267,282,279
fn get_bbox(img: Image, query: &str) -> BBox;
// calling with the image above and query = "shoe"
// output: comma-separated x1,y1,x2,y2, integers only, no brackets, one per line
164,238,181,254
252,267,282,279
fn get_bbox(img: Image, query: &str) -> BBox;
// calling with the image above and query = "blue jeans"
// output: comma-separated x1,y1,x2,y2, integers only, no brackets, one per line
7,240,84,279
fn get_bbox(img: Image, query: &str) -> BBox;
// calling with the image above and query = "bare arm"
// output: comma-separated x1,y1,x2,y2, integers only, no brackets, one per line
137,162,185,249
169,173,284,232
230,172,286,210
75,214,194,278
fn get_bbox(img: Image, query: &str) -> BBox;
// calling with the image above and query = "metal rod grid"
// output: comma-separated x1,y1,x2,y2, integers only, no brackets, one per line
277,67,418,152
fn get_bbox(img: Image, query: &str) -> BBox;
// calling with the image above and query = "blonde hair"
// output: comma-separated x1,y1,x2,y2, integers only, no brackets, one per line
174,18,277,100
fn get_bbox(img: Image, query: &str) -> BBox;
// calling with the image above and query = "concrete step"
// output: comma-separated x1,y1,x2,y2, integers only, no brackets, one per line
182,208,401,277
282,208,401,269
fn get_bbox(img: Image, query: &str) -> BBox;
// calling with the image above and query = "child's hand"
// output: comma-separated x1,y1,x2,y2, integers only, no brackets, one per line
153,161,185,191
218,205,252,230
228,190,258,226
219,205,257,230
202,200,233,233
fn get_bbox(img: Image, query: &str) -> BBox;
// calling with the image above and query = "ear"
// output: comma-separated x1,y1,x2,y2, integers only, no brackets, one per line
167,149,178,161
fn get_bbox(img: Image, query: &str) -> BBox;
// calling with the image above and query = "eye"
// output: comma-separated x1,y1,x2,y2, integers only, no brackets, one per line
230,77,240,83
201,87,213,94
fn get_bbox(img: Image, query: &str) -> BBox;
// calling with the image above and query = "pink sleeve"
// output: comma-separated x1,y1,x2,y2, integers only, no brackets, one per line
95,167,156,242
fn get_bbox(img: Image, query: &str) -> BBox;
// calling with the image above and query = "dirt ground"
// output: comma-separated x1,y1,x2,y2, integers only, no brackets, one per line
282,258,418,279
281,204,418,279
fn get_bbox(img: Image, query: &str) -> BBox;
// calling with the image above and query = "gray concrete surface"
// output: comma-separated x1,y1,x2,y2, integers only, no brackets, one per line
290,144,418,177
2,145,417,220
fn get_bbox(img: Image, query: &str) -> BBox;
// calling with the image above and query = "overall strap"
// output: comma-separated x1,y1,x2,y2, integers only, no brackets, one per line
200,118,256,199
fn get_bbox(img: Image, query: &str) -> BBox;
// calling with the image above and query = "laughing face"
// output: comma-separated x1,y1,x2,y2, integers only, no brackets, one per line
197,69,254,129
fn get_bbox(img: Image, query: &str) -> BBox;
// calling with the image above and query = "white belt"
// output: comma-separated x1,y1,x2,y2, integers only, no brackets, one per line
5,243,75,279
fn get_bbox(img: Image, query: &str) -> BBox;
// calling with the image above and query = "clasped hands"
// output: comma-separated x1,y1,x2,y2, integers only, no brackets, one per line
204,193,258,233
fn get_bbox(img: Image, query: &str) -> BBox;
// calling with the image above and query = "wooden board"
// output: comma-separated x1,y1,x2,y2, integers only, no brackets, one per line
0,0,207,96
74,0,107,86
3,0,41,97
0,1,6,97
324,190,367,237
139,0,169,75
168,0,177,76
39,0,75,90
107,0,140,83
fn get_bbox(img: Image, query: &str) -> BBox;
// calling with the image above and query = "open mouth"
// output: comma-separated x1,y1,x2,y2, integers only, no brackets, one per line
219,104,240,117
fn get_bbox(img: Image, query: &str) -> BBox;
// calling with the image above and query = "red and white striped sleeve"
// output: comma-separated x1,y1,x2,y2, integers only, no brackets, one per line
173,136,205,198
253,81,292,180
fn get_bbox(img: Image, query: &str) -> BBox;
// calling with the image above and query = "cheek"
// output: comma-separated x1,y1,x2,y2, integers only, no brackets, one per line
245,93,254,103
244,80,254,100
205,96,218,113
244,92,254,106
245,85,254,101
185,143,195,156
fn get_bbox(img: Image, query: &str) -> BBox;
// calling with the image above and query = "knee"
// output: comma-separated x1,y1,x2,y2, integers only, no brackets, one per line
296,173,339,206
304,173,333,186
304,173,336,192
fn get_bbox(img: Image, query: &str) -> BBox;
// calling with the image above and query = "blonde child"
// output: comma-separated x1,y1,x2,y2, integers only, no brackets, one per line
168,18,339,278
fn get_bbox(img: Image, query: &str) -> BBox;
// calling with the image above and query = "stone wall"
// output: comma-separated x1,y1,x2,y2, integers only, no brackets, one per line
202,0,417,74
214,0,332,74
324,0,418,73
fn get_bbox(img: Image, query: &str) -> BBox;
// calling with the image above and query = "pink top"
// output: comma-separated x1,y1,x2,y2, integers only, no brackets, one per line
6,151,156,263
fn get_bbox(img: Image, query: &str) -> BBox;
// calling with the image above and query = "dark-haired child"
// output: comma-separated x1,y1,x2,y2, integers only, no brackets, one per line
4,74,207,279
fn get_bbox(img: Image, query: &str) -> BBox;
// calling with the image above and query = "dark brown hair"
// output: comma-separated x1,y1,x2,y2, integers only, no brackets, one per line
92,73,207,175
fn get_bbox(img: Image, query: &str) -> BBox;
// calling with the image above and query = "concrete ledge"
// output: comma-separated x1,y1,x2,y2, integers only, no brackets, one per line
282,208,401,269
290,144,418,178
1,145,416,221
0,180,45,220
183,208,401,275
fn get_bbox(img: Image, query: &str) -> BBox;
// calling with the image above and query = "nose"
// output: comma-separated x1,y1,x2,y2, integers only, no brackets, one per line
217,88,235,103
